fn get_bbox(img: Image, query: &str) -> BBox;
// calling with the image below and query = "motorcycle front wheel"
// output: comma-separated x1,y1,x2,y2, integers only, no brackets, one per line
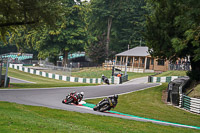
63,98,74,104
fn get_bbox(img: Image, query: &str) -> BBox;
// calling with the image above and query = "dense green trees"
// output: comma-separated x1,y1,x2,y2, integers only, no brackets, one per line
145,0,200,81
0,0,148,65
10,0,88,66
86,0,147,62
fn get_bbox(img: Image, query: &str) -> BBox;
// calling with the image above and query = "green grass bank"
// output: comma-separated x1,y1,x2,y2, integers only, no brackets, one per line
0,102,198,133
86,84,200,127
6,68,96,89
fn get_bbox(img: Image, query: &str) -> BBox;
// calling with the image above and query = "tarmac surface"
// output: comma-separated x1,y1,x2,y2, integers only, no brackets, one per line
10,77,35,83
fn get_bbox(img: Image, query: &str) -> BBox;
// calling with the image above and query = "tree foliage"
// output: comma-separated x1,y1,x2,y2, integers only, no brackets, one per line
85,34,107,64
145,0,200,81
11,0,88,66
0,0,66,41
86,0,147,61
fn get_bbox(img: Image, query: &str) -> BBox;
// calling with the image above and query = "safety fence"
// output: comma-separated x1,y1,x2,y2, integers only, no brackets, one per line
166,76,200,114
9,64,124,84
148,76,183,83
180,94,200,114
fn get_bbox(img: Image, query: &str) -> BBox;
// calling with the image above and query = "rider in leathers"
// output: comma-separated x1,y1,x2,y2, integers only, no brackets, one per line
66,91,84,105
98,94,118,110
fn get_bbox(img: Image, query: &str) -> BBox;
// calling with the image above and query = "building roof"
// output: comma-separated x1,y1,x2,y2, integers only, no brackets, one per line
0,53,33,60
116,46,150,57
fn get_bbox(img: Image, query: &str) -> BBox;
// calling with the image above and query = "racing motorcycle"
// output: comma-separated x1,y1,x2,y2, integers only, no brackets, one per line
62,92,79,105
102,75,110,85
93,97,117,112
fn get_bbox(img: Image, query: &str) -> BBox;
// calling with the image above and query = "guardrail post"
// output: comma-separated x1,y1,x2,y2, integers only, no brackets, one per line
4,59,9,88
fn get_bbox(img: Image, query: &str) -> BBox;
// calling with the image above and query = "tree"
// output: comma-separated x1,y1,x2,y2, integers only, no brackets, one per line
0,0,66,41
85,34,107,64
88,0,118,59
87,0,148,59
0,41,17,54
13,0,88,66
111,0,147,52
145,0,200,81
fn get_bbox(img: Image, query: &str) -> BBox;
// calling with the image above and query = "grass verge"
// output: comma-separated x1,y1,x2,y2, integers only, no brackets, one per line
71,68,112,78
156,70,187,77
127,72,154,80
6,68,96,89
72,67,154,80
0,102,198,133
188,84,200,98
85,83,200,127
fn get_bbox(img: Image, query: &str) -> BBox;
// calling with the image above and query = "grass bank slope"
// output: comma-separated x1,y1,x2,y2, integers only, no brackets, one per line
0,102,198,133
86,84,200,127
6,68,95,89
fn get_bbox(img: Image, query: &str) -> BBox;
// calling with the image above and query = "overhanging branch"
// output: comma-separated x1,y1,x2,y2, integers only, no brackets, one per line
0,21,38,27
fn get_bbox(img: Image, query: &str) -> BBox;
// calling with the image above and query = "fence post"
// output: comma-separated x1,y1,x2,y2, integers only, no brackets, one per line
179,94,183,108
4,59,9,88
0,59,2,87
148,76,151,82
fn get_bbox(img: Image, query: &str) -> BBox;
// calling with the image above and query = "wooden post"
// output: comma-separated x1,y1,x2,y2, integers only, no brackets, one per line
126,56,129,72
115,56,117,66
122,56,125,70
138,57,141,69
132,57,135,72
123,57,125,65
144,57,147,73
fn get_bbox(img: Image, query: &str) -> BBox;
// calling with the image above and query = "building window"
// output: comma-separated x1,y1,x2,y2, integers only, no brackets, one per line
142,58,145,64
151,58,154,65
157,59,165,66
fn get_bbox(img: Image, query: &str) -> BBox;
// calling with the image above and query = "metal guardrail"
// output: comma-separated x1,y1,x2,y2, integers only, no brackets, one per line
167,76,200,114
148,76,182,83
180,94,200,114
9,64,128,85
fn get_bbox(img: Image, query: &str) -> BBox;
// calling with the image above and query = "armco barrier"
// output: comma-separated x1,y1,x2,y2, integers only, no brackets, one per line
148,76,182,83
9,64,122,84
167,76,200,114
180,94,200,114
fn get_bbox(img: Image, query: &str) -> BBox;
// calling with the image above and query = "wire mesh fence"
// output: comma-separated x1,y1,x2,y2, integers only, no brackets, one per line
43,64,72,76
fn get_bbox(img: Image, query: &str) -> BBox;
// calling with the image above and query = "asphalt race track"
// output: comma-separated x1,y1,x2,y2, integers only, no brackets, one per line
0,80,199,130
0,83,158,112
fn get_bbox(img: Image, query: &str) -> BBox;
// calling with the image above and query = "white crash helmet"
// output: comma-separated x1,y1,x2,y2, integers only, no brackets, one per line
80,92,84,96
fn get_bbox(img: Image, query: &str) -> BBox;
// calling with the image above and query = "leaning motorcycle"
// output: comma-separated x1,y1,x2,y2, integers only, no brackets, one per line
62,93,79,105
102,75,110,85
93,98,117,112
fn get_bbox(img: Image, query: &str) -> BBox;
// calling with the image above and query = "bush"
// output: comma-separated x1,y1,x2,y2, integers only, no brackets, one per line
187,70,200,81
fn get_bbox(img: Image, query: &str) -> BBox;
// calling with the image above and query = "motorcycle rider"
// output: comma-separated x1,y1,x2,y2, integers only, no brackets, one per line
102,74,110,85
65,91,84,105
107,94,118,108
77,92,84,102
94,94,118,111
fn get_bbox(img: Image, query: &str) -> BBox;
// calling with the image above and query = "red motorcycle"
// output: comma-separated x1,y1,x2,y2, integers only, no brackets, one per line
62,92,84,105
62,92,79,105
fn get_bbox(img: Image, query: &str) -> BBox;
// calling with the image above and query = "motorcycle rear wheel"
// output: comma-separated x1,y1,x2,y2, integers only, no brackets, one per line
99,102,110,112
93,106,97,111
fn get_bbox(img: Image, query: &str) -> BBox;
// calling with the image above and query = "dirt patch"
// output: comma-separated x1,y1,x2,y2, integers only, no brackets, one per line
162,88,168,104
